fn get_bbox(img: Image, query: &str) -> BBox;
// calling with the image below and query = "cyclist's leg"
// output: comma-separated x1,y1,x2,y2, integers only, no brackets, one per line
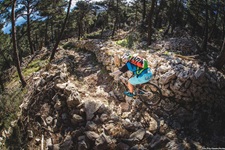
129,72,152,85
123,76,137,97
128,73,152,95
124,80,135,97
124,72,152,97
127,82,134,93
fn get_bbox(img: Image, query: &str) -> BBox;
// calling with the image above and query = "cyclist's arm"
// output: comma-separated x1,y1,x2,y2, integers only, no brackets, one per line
119,64,128,73
110,62,134,77
126,62,138,74
110,70,122,76
110,64,127,76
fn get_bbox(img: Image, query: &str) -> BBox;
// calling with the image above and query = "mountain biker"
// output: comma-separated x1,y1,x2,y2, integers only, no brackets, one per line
110,52,153,97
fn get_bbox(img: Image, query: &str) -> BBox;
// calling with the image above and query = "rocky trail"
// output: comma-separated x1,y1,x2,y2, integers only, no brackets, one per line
3,38,225,149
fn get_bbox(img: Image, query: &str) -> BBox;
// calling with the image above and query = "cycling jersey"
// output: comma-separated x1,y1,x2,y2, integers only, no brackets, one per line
120,62,148,77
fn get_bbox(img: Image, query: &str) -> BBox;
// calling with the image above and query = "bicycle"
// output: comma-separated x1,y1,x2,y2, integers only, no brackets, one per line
111,76,162,106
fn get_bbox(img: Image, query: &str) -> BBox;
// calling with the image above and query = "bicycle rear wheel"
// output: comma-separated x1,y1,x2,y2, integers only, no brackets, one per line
138,82,162,106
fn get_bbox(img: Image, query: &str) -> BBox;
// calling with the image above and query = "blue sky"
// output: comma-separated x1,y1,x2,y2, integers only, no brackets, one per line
2,14,45,34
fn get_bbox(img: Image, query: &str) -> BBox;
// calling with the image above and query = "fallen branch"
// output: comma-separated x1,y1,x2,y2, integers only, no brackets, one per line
174,54,198,61
41,134,44,150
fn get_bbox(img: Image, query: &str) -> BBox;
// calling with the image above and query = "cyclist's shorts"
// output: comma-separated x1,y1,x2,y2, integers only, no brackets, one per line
129,70,153,85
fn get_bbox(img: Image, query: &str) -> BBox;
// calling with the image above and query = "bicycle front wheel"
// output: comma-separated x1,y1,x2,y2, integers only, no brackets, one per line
112,81,127,101
138,82,162,106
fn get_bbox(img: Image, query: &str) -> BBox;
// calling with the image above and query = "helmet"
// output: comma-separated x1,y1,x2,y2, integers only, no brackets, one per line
121,52,131,60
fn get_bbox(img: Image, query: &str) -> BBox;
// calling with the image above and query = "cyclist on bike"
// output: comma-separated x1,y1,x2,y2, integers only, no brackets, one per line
110,52,153,97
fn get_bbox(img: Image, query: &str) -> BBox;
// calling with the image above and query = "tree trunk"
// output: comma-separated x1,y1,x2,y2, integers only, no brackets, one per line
164,23,171,36
51,22,54,44
112,0,119,38
12,0,27,87
27,0,34,55
214,39,225,70
164,7,173,35
0,75,4,92
171,0,180,34
201,0,209,52
49,0,72,61
112,17,118,38
147,0,156,45
220,16,225,51
78,22,81,40
154,0,164,28
222,25,225,51
100,26,105,38
44,20,49,46
134,1,138,26
142,0,146,24
208,1,219,42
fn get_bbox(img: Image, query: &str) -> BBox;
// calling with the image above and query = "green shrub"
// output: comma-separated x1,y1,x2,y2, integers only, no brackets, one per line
116,32,139,49
5,125,23,149
0,88,26,129
126,34,135,48
24,59,47,76
116,39,128,47
86,30,101,39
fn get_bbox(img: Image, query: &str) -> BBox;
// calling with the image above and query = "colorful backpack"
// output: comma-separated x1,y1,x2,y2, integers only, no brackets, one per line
129,56,148,69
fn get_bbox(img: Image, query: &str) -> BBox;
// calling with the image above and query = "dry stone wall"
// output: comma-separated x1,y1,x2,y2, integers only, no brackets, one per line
17,48,175,149
8,40,225,149
73,39,225,110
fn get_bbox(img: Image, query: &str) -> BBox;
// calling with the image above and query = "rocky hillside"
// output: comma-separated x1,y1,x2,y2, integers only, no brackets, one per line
1,37,225,149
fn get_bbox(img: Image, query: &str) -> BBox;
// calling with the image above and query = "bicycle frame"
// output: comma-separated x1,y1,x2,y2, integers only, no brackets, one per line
112,76,162,106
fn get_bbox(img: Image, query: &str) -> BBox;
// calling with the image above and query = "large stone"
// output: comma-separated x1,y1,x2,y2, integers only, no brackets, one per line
84,100,103,120
67,91,81,108
159,71,176,85
130,128,146,141
85,131,100,141
71,114,84,125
